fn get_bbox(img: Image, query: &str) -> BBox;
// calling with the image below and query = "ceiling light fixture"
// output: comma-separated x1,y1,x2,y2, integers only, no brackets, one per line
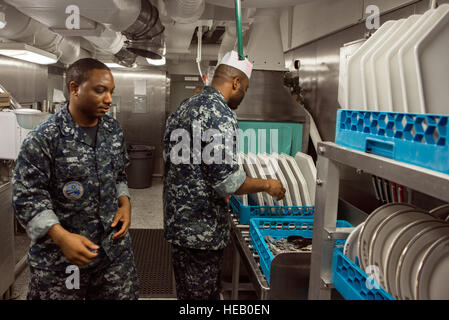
105,63,126,68
146,56,166,66
0,12,6,29
0,43,57,65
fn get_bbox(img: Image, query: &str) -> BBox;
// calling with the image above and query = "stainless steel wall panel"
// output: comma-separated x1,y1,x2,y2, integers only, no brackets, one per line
0,56,47,105
0,182,14,297
112,69,167,177
236,70,306,123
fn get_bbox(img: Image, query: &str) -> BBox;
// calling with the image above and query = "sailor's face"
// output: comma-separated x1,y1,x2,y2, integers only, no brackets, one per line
75,69,115,118
228,77,249,110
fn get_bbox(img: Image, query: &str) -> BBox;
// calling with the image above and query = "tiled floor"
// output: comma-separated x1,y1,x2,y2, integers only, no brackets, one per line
11,178,164,300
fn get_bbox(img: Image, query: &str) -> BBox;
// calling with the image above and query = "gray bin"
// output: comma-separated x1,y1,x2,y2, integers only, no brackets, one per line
126,145,155,189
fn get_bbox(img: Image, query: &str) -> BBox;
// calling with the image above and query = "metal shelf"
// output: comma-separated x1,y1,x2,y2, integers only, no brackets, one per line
307,142,449,300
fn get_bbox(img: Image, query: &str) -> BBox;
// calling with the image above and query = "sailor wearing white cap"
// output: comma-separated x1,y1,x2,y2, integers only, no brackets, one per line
163,50,285,300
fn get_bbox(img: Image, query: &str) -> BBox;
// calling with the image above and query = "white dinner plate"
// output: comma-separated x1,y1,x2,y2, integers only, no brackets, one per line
416,235,449,299
368,209,435,290
343,222,364,264
256,154,285,207
384,219,446,298
247,153,275,207
294,152,317,203
241,153,265,206
280,153,313,206
261,153,293,206
357,203,416,272
396,224,449,300
429,204,449,221
276,154,303,206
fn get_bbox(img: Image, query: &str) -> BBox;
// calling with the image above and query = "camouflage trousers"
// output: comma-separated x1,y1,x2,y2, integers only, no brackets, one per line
27,248,139,300
171,244,224,300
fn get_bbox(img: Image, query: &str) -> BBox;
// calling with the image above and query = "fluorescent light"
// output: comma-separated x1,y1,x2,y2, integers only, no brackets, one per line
0,43,57,65
146,56,166,66
105,63,126,68
0,12,6,29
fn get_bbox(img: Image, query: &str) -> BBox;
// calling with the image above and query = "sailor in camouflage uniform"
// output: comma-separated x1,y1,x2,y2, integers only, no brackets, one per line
163,51,285,300
12,58,138,300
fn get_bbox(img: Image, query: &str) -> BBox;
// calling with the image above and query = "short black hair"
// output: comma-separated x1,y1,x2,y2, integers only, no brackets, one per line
66,58,111,92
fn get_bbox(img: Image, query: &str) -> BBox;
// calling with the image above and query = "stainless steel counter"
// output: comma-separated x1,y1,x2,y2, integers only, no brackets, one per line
0,182,15,299
229,212,311,300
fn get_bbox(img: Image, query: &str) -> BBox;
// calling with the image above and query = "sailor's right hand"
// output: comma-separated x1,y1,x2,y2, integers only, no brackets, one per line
265,179,286,201
48,224,99,266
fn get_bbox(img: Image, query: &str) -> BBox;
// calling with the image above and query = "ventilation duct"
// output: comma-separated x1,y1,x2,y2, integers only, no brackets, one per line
123,0,166,60
114,47,137,68
0,2,82,65
165,0,205,24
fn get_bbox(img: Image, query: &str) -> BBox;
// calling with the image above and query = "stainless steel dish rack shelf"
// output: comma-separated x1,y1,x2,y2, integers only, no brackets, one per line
307,142,449,300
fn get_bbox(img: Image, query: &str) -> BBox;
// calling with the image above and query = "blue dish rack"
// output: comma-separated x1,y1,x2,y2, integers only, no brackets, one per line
229,195,315,225
249,218,352,285
335,109,449,174
332,247,394,300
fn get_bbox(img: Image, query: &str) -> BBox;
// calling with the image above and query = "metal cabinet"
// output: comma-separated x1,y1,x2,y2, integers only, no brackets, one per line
0,182,15,298
308,142,449,300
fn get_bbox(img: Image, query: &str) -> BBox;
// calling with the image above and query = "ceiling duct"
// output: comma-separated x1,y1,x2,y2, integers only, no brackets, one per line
113,47,137,68
123,0,166,59
0,1,83,65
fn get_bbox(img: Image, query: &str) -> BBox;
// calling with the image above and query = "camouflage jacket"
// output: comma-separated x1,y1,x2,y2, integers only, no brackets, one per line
163,86,246,250
12,104,131,271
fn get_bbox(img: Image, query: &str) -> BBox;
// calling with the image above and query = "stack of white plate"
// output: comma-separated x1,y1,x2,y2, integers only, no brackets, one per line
343,4,449,114
343,202,449,299
239,152,316,207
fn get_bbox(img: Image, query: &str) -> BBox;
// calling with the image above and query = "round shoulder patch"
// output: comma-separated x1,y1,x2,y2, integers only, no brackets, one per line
63,181,84,200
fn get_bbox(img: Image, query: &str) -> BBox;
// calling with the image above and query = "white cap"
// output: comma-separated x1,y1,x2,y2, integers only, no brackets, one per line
218,50,253,80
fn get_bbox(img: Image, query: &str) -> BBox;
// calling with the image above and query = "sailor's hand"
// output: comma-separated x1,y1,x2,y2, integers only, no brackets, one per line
111,196,131,240
48,224,99,266
265,179,286,201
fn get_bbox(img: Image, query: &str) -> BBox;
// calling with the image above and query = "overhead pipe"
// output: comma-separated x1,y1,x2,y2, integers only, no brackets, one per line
233,0,245,60
0,2,83,65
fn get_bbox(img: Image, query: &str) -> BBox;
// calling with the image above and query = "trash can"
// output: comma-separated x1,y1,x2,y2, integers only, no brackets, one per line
126,145,155,189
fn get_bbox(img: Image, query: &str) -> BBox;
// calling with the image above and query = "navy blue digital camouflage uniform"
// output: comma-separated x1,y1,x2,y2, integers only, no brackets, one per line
163,86,246,300
12,103,139,300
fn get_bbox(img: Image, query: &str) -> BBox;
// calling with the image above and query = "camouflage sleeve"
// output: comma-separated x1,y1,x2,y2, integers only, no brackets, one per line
199,112,246,198
116,128,131,199
12,133,59,243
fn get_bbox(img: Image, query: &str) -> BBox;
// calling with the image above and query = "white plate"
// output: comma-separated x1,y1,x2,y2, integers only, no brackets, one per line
346,20,396,109
276,154,303,206
343,222,364,264
371,15,421,112
384,219,446,298
256,154,284,207
415,4,449,115
280,153,313,206
247,153,275,207
368,209,435,290
357,203,416,272
398,6,448,114
261,153,293,206
294,152,317,204
362,20,405,110
429,204,449,221
388,11,433,112
236,154,249,206
241,153,265,206
396,224,449,300
416,235,449,299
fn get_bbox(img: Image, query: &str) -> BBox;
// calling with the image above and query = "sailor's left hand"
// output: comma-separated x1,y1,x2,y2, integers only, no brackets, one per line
111,196,131,239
